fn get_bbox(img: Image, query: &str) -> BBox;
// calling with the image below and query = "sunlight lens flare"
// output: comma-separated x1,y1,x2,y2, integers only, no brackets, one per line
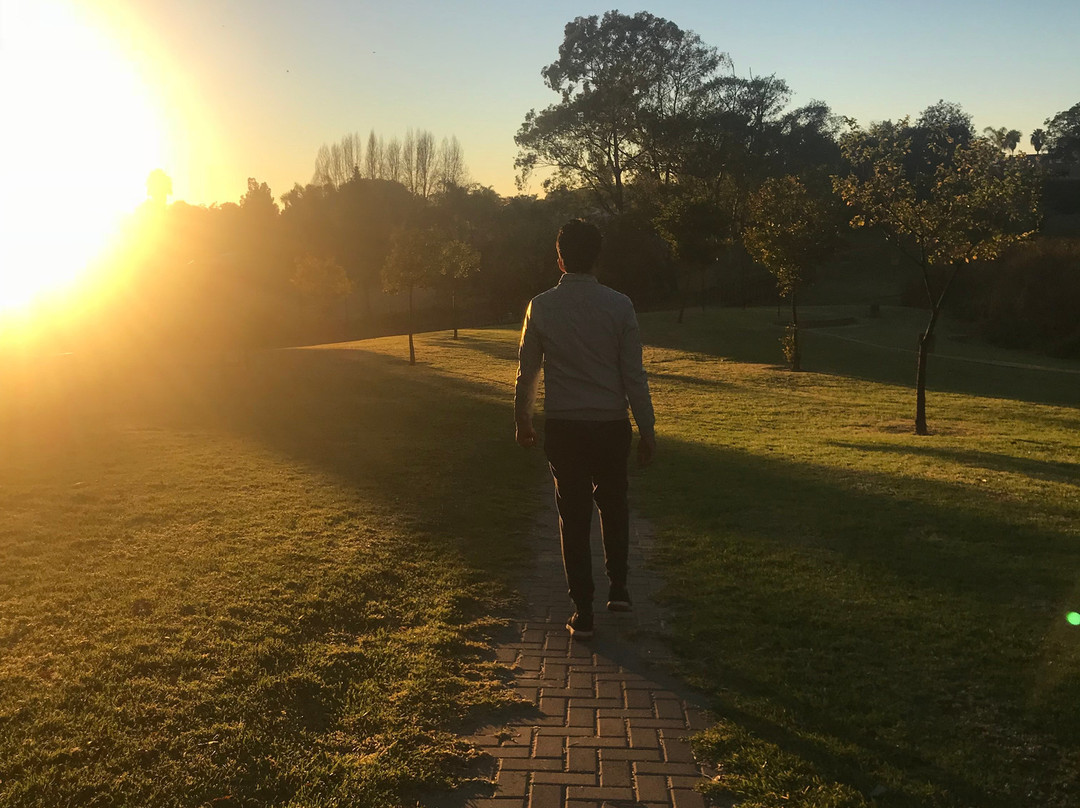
0,0,167,316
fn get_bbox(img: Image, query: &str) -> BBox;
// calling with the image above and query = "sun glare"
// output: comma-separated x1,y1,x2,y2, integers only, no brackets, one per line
0,0,167,317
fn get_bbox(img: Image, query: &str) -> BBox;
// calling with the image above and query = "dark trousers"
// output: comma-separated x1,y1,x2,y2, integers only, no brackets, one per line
543,418,632,612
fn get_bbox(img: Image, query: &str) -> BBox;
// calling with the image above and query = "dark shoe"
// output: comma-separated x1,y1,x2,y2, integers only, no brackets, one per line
566,611,594,638
606,585,632,612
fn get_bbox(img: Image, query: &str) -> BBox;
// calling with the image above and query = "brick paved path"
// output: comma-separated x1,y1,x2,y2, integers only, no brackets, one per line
467,492,715,808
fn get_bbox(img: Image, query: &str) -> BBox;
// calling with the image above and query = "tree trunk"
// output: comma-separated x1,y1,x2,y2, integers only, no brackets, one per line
677,270,687,323
915,330,930,435
452,285,458,340
700,267,706,313
408,285,416,366
612,142,624,214
913,263,959,435
790,291,801,372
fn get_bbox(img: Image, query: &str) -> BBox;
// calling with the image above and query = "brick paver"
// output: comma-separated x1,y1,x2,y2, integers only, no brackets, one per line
466,493,715,807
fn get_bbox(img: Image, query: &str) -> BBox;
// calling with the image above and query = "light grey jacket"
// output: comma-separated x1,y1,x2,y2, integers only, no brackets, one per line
514,273,655,438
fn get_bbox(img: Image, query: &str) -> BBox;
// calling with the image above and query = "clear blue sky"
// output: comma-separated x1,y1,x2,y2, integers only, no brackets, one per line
9,0,1080,207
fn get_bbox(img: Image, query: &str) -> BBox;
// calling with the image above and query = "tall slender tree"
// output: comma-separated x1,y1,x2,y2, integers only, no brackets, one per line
382,227,439,365
438,238,480,339
1030,128,1046,155
365,130,381,179
744,176,837,370
414,130,436,198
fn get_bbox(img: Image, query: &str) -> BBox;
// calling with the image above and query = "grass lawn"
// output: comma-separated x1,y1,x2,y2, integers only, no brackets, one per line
0,332,544,807
1,305,1077,807
636,305,1080,807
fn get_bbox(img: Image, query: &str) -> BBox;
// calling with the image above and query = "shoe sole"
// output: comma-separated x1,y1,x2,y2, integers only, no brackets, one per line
566,622,594,639
606,600,632,612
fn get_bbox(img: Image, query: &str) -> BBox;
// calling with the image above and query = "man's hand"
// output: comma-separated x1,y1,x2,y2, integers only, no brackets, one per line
516,419,538,448
637,434,656,467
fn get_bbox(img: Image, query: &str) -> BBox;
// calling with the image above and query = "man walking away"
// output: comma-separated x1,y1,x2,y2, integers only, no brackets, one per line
514,219,656,639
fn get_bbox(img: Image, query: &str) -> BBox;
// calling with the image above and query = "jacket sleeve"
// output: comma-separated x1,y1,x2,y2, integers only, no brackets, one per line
514,301,543,423
619,306,655,439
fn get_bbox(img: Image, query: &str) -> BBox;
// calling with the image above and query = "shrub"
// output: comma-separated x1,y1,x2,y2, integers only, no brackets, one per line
975,238,1080,357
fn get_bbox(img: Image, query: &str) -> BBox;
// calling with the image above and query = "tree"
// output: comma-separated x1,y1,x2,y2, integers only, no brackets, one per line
652,192,729,322
1030,128,1046,155
383,137,403,183
776,101,843,175
232,179,283,293
292,255,352,329
916,99,974,141
365,130,381,179
743,176,836,370
1043,102,1080,163
146,169,172,210
835,123,1042,434
437,136,468,190
382,227,439,364
515,11,729,212
983,126,1008,152
312,132,364,187
240,178,278,218
984,126,1022,154
631,22,732,184
438,238,480,339
402,129,417,194
904,100,975,187
414,130,436,198
720,74,791,162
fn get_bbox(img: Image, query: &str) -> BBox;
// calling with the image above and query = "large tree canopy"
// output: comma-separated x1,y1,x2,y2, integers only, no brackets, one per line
1044,101,1080,163
515,11,730,212
835,120,1042,433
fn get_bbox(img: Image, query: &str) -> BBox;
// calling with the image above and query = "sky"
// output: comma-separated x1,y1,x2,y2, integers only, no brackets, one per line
2,0,1078,235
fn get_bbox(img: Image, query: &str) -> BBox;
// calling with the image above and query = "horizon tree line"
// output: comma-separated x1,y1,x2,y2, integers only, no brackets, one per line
81,9,1079,433
312,129,468,197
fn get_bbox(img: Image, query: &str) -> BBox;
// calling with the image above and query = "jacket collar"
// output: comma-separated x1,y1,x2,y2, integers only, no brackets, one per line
557,272,598,285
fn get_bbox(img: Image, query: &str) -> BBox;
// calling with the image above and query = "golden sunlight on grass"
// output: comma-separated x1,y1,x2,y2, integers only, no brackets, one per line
0,0,167,315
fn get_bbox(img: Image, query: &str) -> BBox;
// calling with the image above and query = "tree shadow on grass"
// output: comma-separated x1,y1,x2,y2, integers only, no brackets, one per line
2,343,546,806
12,343,1074,805
830,440,1080,485
425,329,521,365
641,435,1079,808
649,369,736,389
641,308,1080,409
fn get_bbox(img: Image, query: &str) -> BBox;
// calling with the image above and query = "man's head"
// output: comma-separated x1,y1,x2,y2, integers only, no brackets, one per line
556,219,602,274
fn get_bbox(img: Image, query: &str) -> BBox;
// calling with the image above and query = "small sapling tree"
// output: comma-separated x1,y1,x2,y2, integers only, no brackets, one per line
438,238,480,339
744,175,836,370
835,122,1042,434
382,228,438,365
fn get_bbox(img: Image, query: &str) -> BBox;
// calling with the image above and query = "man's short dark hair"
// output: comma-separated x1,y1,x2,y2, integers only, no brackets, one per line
557,219,602,273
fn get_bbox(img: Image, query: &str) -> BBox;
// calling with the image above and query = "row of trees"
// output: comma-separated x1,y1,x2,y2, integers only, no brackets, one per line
101,169,579,363
514,11,1072,434
89,10,1077,436
1030,102,1080,161
312,129,468,196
